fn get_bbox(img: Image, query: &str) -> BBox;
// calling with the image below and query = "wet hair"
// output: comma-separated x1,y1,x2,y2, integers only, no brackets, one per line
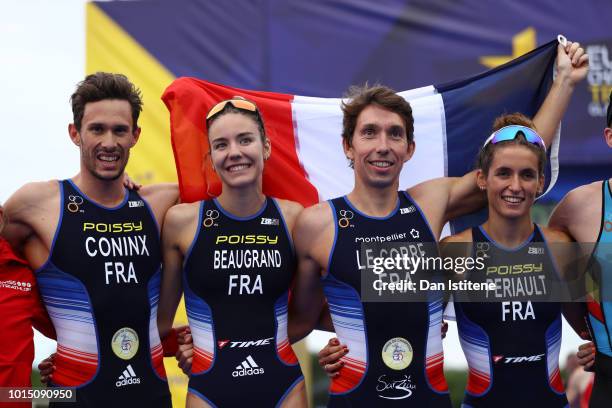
341,84,414,146
205,100,267,143
477,113,547,176
70,72,143,131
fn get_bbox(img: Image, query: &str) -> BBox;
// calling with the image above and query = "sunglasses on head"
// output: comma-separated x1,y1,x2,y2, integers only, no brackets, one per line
483,125,546,153
205,96,260,122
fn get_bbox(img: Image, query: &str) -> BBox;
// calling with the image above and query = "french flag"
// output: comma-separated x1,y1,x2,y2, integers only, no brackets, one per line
162,40,559,231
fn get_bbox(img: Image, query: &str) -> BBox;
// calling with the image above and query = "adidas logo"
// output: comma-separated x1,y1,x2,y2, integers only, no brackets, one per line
232,355,265,377
116,364,141,387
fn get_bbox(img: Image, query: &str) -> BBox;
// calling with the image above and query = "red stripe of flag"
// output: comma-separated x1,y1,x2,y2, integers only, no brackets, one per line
162,78,319,206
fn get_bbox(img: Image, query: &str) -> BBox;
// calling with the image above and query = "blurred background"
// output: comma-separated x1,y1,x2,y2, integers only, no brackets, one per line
2,0,610,406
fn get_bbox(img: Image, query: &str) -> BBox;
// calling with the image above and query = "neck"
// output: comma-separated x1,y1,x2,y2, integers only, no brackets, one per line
216,183,266,218
347,181,399,217
72,171,126,206
481,212,534,248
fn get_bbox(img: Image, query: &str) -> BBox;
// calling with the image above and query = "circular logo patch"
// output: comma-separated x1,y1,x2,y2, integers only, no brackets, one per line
382,337,413,370
111,327,139,360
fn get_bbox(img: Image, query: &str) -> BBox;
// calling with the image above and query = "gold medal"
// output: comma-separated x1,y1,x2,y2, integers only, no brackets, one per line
111,327,139,360
381,337,413,370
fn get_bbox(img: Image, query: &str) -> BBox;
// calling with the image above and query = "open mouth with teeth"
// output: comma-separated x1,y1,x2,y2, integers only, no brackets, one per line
369,160,393,169
226,163,251,172
96,152,121,169
501,195,525,204
98,154,120,162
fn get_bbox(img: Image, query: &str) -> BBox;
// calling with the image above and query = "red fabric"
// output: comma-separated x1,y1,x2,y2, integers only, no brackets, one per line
161,328,178,357
0,238,55,407
162,77,318,206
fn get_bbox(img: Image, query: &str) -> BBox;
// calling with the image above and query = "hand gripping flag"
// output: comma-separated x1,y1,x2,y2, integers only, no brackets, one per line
162,40,559,231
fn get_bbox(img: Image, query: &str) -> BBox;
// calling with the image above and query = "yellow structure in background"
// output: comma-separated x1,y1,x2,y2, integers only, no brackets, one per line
86,3,176,185
480,27,537,68
86,4,312,406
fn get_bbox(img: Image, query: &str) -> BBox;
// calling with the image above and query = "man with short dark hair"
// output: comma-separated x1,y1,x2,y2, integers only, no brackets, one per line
2,72,179,407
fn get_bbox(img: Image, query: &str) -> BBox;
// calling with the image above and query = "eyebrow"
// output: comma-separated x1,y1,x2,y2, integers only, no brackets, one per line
211,132,254,143
388,125,404,133
494,166,537,172
361,123,380,129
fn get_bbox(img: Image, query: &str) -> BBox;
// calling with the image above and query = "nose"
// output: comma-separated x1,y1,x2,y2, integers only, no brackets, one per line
227,140,243,159
509,174,521,191
99,130,117,149
376,135,390,154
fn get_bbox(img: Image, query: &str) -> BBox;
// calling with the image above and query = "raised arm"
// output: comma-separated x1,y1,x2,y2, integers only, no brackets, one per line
533,41,589,146
409,41,588,235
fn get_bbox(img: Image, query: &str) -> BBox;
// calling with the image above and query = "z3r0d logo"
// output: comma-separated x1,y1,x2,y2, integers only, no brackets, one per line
203,209,220,228
67,195,84,213
338,209,354,228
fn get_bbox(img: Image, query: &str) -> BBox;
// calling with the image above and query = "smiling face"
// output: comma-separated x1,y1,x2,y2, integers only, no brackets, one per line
208,112,270,190
69,99,140,181
344,104,414,190
478,144,544,220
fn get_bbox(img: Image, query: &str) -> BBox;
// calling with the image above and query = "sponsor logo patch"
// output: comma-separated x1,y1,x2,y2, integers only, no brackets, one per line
111,327,139,360
381,337,413,370
232,355,265,377
261,217,280,226
116,364,140,388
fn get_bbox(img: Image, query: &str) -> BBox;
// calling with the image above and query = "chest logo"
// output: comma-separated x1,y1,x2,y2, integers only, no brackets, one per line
338,209,354,228
409,229,420,239
203,209,220,228
112,327,139,360
400,206,416,215
67,195,84,213
382,337,413,370
128,200,144,208
261,217,279,226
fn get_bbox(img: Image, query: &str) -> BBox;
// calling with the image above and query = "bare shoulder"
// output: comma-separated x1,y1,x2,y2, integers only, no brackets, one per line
4,180,59,218
293,201,334,268
408,177,450,204
273,198,304,230
164,201,200,230
549,181,602,238
138,183,180,227
406,178,453,239
294,201,333,236
557,181,601,211
2,180,60,251
162,201,200,252
139,183,180,209
539,225,572,243
9,180,58,203
440,228,473,244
